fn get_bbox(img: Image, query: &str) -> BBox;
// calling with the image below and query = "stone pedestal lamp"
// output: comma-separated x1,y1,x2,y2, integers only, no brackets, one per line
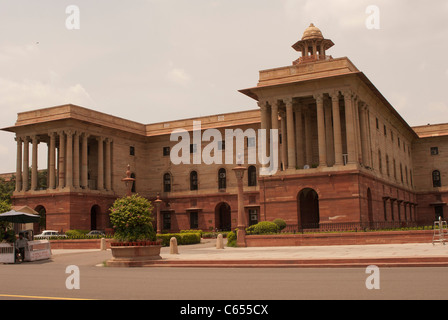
232,155,247,247
121,164,135,197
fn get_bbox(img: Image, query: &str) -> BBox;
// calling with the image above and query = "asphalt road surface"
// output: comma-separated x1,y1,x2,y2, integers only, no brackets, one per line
1,250,448,301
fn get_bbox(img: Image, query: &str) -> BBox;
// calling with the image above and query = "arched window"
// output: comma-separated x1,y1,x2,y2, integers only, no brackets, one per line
218,168,226,190
190,171,198,191
433,170,441,188
163,173,171,192
248,166,257,187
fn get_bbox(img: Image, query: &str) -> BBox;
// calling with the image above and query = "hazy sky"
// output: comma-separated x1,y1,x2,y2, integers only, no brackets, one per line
0,0,447,173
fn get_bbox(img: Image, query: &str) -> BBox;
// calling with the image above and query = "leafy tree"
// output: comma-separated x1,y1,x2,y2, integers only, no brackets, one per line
0,176,15,204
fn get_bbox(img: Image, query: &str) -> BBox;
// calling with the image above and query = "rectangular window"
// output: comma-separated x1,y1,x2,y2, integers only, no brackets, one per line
163,213,171,231
163,146,170,156
130,146,135,156
383,125,387,136
249,209,259,226
190,211,199,229
431,147,439,155
190,144,197,154
376,118,379,129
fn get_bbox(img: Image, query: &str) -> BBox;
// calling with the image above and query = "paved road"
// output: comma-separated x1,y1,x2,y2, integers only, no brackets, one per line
1,249,448,301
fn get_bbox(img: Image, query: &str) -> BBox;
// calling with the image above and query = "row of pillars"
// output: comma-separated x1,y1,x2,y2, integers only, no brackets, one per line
383,197,417,222
259,89,372,171
15,131,113,192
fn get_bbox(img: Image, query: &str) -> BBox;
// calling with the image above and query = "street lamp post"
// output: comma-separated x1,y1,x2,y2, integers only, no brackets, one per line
154,193,163,234
121,164,135,197
233,155,247,247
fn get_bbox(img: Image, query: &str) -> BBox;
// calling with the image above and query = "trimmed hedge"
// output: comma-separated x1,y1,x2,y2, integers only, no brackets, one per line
246,221,279,235
156,232,201,246
273,219,286,231
180,229,203,237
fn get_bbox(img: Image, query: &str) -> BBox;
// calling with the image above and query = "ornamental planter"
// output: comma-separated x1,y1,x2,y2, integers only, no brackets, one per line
106,240,162,267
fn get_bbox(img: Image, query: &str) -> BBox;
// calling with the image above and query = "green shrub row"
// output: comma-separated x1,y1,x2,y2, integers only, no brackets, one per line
36,234,114,240
156,232,201,246
179,229,203,237
202,231,229,239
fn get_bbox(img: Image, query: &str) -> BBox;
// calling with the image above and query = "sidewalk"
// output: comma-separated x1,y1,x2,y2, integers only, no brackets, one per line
144,239,448,268
50,239,448,268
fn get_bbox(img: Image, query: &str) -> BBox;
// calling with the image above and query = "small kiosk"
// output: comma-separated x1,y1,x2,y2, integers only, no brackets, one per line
0,209,51,263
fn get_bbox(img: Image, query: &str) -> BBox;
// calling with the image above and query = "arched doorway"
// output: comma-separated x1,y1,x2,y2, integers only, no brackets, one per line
297,188,319,229
91,205,101,230
215,202,231,231
34,205,46,234
367,188,374,224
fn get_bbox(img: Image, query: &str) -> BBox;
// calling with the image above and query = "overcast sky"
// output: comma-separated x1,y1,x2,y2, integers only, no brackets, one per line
0,0,447,173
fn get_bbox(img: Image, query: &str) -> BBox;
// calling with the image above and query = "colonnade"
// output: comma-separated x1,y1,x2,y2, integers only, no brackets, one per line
383,196,417,222
258,89,373,171
15,131,113,192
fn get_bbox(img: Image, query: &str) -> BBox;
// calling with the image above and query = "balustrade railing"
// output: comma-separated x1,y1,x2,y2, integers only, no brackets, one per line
282,221,430,234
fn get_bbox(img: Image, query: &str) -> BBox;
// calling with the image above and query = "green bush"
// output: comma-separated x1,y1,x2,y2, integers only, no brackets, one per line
203,231,228,239
273,219,287,231
109,194,156,242
226,230,237,247
65,229,89,237
180,233,201,245
180,229,203,237
156,232,201,246
246,221,279,235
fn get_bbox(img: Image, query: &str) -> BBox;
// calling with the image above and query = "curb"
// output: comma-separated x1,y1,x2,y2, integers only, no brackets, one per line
138,256,448,268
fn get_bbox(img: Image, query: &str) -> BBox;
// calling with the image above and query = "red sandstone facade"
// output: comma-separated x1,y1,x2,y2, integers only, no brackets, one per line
2,25,447,233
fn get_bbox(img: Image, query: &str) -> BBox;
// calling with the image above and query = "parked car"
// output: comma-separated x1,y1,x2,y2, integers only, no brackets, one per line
86,230,105,236
34,230,66,239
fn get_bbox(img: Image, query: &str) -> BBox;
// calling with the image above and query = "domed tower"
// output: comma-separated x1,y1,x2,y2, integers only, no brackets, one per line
292,23,334,64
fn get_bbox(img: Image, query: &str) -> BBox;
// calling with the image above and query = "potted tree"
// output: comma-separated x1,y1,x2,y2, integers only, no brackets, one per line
107,194,162,267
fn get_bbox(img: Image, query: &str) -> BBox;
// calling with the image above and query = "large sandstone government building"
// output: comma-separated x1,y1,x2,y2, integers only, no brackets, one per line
3,24,448,234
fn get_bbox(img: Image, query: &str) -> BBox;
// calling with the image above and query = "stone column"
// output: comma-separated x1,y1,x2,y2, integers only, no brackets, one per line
66,130,73,188
359,103,369,167
354,97,362,164
30,135,39,191
324,99,334,166
48,132,56,189
304,107,313,166
315,93,327,167
330,92,343,166
105,138,112,191
270,100,279,171
22,137,30,191
280,111,287,170
343,90,356,164
15,136,23,192
58,131,66,188
285,98,296,169
294,104,305,169
383,197,389,221
258,101,269,168
97,137,104,191
73,131,80,189
81,133,89,189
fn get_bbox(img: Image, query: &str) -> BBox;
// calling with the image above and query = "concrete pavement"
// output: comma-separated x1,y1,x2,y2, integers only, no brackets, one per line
50,238,448,268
